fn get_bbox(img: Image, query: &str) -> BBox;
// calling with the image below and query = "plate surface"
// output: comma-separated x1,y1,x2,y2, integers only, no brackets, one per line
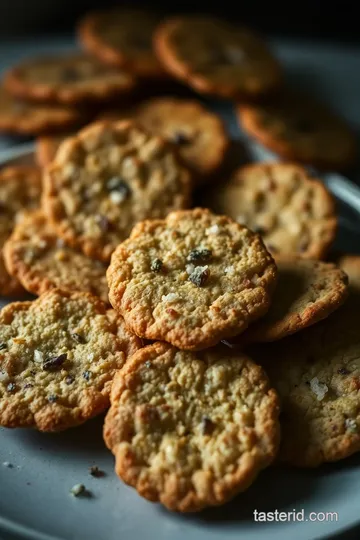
1,36,360,540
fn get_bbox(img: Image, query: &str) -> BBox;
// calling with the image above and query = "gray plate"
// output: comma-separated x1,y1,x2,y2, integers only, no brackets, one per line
1,36,360,540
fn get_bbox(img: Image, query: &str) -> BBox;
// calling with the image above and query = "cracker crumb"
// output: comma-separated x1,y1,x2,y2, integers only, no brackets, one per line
310,377,328,401
89,465,105,477
70,484,86,497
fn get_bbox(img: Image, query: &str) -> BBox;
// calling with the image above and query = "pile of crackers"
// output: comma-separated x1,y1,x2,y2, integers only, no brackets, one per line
0,8,359,513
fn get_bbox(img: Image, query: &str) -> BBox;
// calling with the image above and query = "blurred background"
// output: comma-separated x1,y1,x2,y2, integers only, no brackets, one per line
0,0,360,42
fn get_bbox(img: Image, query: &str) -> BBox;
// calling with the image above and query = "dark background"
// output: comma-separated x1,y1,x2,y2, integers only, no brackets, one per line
1,0,360,43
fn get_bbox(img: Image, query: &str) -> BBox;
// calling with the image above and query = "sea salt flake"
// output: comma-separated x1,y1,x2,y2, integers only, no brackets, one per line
224,265,235,275
206,224,220,235
310,377,328,401
33,350,44,363
88,352,95,361
109,191,127,204
345,418,358,433
162,293,178,302
186,264,195,275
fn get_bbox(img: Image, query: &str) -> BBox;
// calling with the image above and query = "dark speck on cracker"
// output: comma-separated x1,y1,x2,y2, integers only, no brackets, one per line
150,258,163,273
338,367,350,375
95,214,112,232
107,177,132,199
188,266,210,287
43,353,67,371
201,416,215,435
187,248,212,263
7,382,16,393
171,132,190,145
83,370,92,381
71,333,86,344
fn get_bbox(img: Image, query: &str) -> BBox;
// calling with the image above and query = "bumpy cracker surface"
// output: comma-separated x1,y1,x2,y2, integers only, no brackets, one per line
0,166,41,296
0,289,141,431
104,341,280,511
202,163,337,259
107,208,277,350
43,121,191,261
4,211,109,303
